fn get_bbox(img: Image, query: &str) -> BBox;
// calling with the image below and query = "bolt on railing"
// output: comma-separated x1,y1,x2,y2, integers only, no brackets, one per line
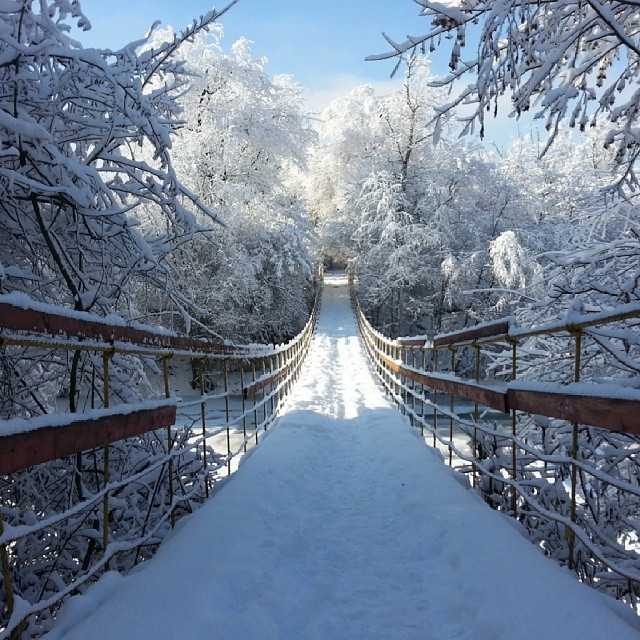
355,295,640,609
0,290,320,639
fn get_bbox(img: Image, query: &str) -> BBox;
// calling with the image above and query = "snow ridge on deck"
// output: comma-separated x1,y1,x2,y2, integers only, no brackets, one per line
46,274,640,640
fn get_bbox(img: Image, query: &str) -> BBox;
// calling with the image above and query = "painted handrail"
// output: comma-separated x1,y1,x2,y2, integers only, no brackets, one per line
355,295,640,608
0,289,320,638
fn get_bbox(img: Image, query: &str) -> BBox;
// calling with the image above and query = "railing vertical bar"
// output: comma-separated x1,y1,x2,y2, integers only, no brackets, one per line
240,363,247,453
162,356,175,527
252,362,259,445
395,343,400,410
199,358,209,499
410,347,417,427
262,358,268,430
269,355,275,417
277,352,283,405
0,498,14,622
449,347,455,467
224,358,231,476
419,347,426,437
568,329,583,571
433,348,438,448
510,340,518,516
473,345,480,488
102,350,111,556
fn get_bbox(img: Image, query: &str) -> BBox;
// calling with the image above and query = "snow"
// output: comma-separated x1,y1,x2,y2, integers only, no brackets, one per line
44,274,640,640
509,301,640,339
509,379,640,401
0,292,177,334
0,399,176,437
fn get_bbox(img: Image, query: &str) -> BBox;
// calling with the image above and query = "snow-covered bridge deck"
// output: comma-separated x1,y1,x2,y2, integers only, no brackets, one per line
46,275,640,640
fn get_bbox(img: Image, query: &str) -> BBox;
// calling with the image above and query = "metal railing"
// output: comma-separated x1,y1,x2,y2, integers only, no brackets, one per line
355,295,640,608
0,291,320,638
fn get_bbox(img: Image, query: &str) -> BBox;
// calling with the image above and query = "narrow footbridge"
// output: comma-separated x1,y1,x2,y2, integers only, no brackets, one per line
1,275,640,639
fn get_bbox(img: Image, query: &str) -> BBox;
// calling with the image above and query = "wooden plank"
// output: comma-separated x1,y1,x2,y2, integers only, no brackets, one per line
372,337,640,435
0,302,234,354
243,369,286,399
511,303,640,341
508,388,640,435
378,352,509,412
0,404,177,475
409,371,509,413
434,320,510,348
396,337,427,347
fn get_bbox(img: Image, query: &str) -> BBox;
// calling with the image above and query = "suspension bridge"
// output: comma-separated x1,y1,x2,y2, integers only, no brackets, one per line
1,274,640,639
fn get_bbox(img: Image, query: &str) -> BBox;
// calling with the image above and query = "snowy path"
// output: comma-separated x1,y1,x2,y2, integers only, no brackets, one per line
47,274,640,640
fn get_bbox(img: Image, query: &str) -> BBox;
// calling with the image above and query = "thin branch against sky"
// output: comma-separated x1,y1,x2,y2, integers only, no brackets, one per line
75,0,538,147
77,1,424,93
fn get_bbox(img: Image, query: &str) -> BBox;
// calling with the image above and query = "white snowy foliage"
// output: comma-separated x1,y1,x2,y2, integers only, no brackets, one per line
489,231,528,289
160,28,318,343
373,0,640,192
307,59,543,334
0,1,244,419
0,1,224,316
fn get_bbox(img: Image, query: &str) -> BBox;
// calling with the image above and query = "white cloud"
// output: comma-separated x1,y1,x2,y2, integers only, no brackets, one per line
303,73,404,114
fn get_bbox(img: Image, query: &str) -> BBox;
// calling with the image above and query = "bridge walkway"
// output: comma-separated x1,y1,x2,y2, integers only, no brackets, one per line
46,274,640,640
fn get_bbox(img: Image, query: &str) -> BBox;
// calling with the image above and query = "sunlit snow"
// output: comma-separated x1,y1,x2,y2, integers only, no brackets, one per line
45,274,640,640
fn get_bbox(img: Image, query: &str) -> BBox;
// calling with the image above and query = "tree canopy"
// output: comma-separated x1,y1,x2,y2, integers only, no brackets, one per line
370,0,640,193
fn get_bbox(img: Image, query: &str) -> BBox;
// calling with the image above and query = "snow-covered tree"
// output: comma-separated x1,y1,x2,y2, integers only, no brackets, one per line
0,2,244,632
0,2,228,316
372,0,640,193
163,30,318,343
307,59,535,334
0,1,244,417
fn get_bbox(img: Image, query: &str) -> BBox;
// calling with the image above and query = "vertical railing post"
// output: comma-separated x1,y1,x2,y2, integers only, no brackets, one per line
473,345,480,488
276,351,282,405
240,362,247,453
510,339,518,516
262,359,268,430
419,347,426,437
162,355,174,527
288,345,293,390
0,499,14,623
252,361,259,445
433,348,438,448
396,343,403,412
399,343,405,413
410,347,417,426
282,349,288,398
287,345,293,393
102,350,113,556
223,358,231,476
383,339,388,392
390,342,395,398
199,358,209,499
286,345,293,394
568,329,582,571
269,355,275,417
448,347,455,467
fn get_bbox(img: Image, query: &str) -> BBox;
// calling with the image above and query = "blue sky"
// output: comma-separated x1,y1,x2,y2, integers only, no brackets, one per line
75,0,534,146
76,1,441,108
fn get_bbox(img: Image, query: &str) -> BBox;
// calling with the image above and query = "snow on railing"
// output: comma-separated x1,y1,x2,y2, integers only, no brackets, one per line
0,290,320,639
354,296,640,610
